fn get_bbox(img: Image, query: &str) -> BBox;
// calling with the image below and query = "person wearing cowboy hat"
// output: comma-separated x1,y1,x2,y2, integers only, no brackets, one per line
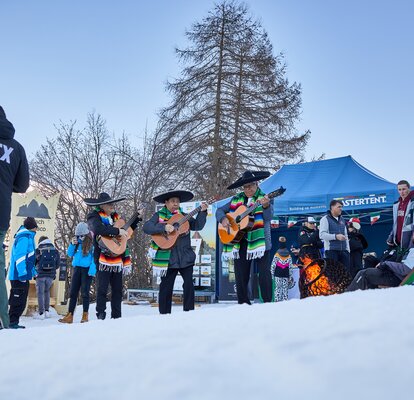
84,192,141,320
143,190,208,314
216,170,273,304
298,216,323,263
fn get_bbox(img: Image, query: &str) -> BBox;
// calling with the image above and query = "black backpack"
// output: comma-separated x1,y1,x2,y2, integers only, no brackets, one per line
38,247,57,271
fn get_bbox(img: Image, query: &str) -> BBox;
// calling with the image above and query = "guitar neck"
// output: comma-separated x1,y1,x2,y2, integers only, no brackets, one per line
177,205,202,226
123,211,139,230
239,201,262,220
239,191,282,220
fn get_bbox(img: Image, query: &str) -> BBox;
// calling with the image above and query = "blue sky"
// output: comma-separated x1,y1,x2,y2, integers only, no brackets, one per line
1,0,413,184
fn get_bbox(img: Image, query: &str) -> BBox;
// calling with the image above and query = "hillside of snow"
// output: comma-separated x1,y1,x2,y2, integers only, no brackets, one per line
1,287,414,400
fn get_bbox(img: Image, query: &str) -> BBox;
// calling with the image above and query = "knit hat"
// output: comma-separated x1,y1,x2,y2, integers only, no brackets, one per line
75,222,90,236
278,236,287,249
348,217,361,230
23,217,38,230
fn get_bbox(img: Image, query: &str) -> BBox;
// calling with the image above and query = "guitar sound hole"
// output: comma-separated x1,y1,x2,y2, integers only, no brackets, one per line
173,223,179,230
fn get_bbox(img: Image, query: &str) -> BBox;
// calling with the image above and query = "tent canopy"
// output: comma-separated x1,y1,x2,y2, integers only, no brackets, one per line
215,156,398,216
260,156,398,215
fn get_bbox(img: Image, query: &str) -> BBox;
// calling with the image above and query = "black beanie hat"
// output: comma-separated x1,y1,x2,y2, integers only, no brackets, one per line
24,217,38,230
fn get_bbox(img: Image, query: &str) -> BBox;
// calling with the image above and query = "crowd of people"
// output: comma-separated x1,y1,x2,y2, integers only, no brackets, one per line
1,104,413,330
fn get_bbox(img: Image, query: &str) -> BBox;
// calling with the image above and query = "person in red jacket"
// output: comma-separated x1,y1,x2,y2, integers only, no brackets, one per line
387,180,414,251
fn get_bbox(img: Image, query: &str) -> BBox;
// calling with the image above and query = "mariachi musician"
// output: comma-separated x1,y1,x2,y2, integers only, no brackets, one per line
143,190,208,314
84,192,141,320
216,170,273,304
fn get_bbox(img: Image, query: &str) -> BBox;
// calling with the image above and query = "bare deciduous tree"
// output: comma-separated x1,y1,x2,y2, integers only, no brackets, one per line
156,1,309,198
30,113,175,295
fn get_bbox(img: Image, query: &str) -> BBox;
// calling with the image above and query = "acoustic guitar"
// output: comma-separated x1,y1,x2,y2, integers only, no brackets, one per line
97,209,144,256
151,197,215,250
218,186,286,245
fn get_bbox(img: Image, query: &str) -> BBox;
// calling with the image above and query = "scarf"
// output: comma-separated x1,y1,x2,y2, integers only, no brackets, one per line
272,250,291,270
97,209,131,273
148,206,183,277
222,188,266,260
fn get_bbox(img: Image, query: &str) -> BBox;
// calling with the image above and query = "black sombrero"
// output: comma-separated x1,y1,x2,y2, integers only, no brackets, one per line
153,190,194,203
83,192,126,206
227,170,271,190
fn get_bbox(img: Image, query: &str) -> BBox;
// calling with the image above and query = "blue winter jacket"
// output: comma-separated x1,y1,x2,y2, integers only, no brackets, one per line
8,226,37,281
67,242,96,276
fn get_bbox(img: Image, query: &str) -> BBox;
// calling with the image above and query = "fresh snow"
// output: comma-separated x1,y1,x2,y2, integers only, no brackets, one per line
1,287,414,400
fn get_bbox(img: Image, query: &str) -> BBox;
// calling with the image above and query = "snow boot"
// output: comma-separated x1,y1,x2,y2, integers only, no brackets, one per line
96,312,106,320
58,312,73,324
80,312,89,323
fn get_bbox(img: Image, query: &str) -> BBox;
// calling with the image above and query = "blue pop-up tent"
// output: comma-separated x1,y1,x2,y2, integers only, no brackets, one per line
214,156,399,300
259,155,398,215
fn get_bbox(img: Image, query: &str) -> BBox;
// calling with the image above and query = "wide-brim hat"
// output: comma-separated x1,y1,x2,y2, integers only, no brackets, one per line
83,192,126,206
153,190,194,203
227,170,271,190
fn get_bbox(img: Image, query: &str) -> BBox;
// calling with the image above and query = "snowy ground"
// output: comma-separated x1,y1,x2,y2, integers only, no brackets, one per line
1,287,414,400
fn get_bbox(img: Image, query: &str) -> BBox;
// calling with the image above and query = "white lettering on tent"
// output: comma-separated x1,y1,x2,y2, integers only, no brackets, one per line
342,195,387,207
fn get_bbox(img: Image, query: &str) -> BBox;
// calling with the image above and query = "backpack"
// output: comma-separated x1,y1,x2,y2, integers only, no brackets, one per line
38,247,57,271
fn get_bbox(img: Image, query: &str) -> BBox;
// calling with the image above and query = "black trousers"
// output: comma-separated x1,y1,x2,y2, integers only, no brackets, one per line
325,250,350,274
346,267,401,292
8,280,30,325
350,250,364,279
68,267,92,313
234,240,272,304
96,270,123,319
158,266,194,314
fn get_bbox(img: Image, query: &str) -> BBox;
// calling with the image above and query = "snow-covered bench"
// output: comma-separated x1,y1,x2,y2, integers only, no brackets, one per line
126,288,216,303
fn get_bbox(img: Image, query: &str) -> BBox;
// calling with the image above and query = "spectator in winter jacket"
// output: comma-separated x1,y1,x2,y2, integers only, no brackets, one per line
319,200,350,273
271,236,293,302
59,222,96,324
290,243,300,265
33,236,60,319
144,190,207,314
298,216,323,262
8,217,38,329
347,242,414,291
347,218,368,279
387,180,414,251
0,105,30,330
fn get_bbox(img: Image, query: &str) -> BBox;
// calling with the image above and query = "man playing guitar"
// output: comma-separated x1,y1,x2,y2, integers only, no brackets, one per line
84,192,141,320
143,190,208,314
216,170,273,304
